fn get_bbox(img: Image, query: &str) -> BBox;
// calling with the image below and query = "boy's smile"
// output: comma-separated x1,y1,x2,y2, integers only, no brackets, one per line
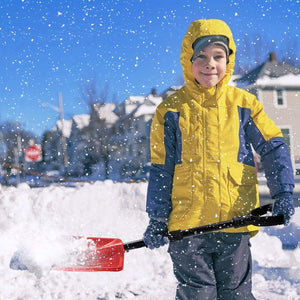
192,44,227,88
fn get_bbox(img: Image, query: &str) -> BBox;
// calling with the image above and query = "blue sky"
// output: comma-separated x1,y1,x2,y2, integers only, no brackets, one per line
0,0,299,137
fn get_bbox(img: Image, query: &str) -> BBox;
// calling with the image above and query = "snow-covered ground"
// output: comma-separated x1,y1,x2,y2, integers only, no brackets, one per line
0,181,299,300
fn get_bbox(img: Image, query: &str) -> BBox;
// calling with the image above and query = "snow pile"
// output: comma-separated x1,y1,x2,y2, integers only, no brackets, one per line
0,181,299,299
9,235,95,277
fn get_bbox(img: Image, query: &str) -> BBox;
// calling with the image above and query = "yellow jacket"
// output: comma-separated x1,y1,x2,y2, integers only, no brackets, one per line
146,19,294,234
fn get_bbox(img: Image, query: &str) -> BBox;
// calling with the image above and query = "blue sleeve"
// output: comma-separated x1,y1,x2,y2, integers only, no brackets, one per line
146,164,173,218
146,111,181,219
241,106,294,198
258,137,294,198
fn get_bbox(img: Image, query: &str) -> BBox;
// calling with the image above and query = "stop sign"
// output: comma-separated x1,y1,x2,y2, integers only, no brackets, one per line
25,145,42,162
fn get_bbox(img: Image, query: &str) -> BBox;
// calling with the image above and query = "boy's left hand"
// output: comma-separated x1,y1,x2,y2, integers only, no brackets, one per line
143,219,169,249
272,192,295,225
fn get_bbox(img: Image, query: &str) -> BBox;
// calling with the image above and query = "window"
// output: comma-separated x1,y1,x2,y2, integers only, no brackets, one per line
274,89,287,107
280,127,295,174
277,90,283,105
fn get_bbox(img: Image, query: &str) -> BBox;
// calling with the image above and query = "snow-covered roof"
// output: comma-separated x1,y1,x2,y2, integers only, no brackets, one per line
255,73,300,88
125,96,145,105
134,103,158,118
145,94,163,106
236,53,300,89
123,94,163,116
160,85,182,99
72,114,90,130
93,103,119,126
55,119,72,138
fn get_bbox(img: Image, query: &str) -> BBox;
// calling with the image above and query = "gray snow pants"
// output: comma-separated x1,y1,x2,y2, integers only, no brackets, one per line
168,232,256,300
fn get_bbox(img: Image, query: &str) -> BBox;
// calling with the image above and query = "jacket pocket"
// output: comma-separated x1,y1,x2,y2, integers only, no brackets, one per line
228,162,257,185
170,164,193,219
227,163,258,215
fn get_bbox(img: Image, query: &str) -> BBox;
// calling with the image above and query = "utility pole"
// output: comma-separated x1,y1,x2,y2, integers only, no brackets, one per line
58,92,68,172
41,93,68,174
16,132,22,185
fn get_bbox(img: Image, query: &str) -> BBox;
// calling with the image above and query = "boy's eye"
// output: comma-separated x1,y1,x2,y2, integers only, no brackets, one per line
196,54,206,60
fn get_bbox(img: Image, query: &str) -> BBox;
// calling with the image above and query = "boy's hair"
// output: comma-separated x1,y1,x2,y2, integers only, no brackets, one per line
191,35,232,62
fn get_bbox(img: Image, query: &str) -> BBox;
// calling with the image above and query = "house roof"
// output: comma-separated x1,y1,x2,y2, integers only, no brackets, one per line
236,52,300,89
123,93,163,116
93,103,119,126
72,114,90,130
55,119,73,138
160,85,182,99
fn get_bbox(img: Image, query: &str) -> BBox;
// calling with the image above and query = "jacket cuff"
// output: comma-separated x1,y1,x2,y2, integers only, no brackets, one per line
271,184,294,199
150,217,169,224
274,191,293,199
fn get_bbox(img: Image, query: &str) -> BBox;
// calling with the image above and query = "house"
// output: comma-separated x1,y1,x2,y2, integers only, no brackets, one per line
160,85,182,99
64,97,159,180
61,88,177,179
236,52,300,174
110,90,163,179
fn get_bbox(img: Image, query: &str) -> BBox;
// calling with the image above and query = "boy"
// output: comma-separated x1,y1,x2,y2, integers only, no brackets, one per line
143,19,295,299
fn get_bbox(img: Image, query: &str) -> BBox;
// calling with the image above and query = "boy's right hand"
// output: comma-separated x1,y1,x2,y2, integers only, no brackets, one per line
272,192,295,225
143,219,169,249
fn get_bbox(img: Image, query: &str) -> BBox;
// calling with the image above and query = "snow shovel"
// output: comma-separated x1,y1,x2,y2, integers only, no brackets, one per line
52,203,284,272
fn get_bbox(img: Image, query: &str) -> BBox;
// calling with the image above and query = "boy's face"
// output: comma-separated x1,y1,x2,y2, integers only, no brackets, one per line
192,44,227,88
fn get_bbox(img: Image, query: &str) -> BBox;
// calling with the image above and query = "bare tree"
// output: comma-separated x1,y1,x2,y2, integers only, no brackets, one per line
80,77,109,112
280,38,299,66
235,31,299,74
0,121,36,175
77,77,115,178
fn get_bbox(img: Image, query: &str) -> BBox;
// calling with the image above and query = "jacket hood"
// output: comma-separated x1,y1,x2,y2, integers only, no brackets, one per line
180,19,236,99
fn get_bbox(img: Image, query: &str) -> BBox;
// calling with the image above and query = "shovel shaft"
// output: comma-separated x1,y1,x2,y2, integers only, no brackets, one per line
124,240,146,251
166,219,235,242
124,204,284,252
124,219,236,251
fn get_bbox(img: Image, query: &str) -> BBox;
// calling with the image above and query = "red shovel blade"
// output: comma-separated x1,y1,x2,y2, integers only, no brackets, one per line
54,237,125,272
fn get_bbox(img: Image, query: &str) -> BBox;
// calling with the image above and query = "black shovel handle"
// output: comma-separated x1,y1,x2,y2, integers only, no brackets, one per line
123,204,284,252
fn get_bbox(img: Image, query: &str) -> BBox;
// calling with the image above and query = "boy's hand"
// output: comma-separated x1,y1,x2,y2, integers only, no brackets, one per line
143,219,169,249
272,192,295,225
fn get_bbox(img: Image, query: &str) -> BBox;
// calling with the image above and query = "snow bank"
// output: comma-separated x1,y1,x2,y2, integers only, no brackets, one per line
0,181,299,299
